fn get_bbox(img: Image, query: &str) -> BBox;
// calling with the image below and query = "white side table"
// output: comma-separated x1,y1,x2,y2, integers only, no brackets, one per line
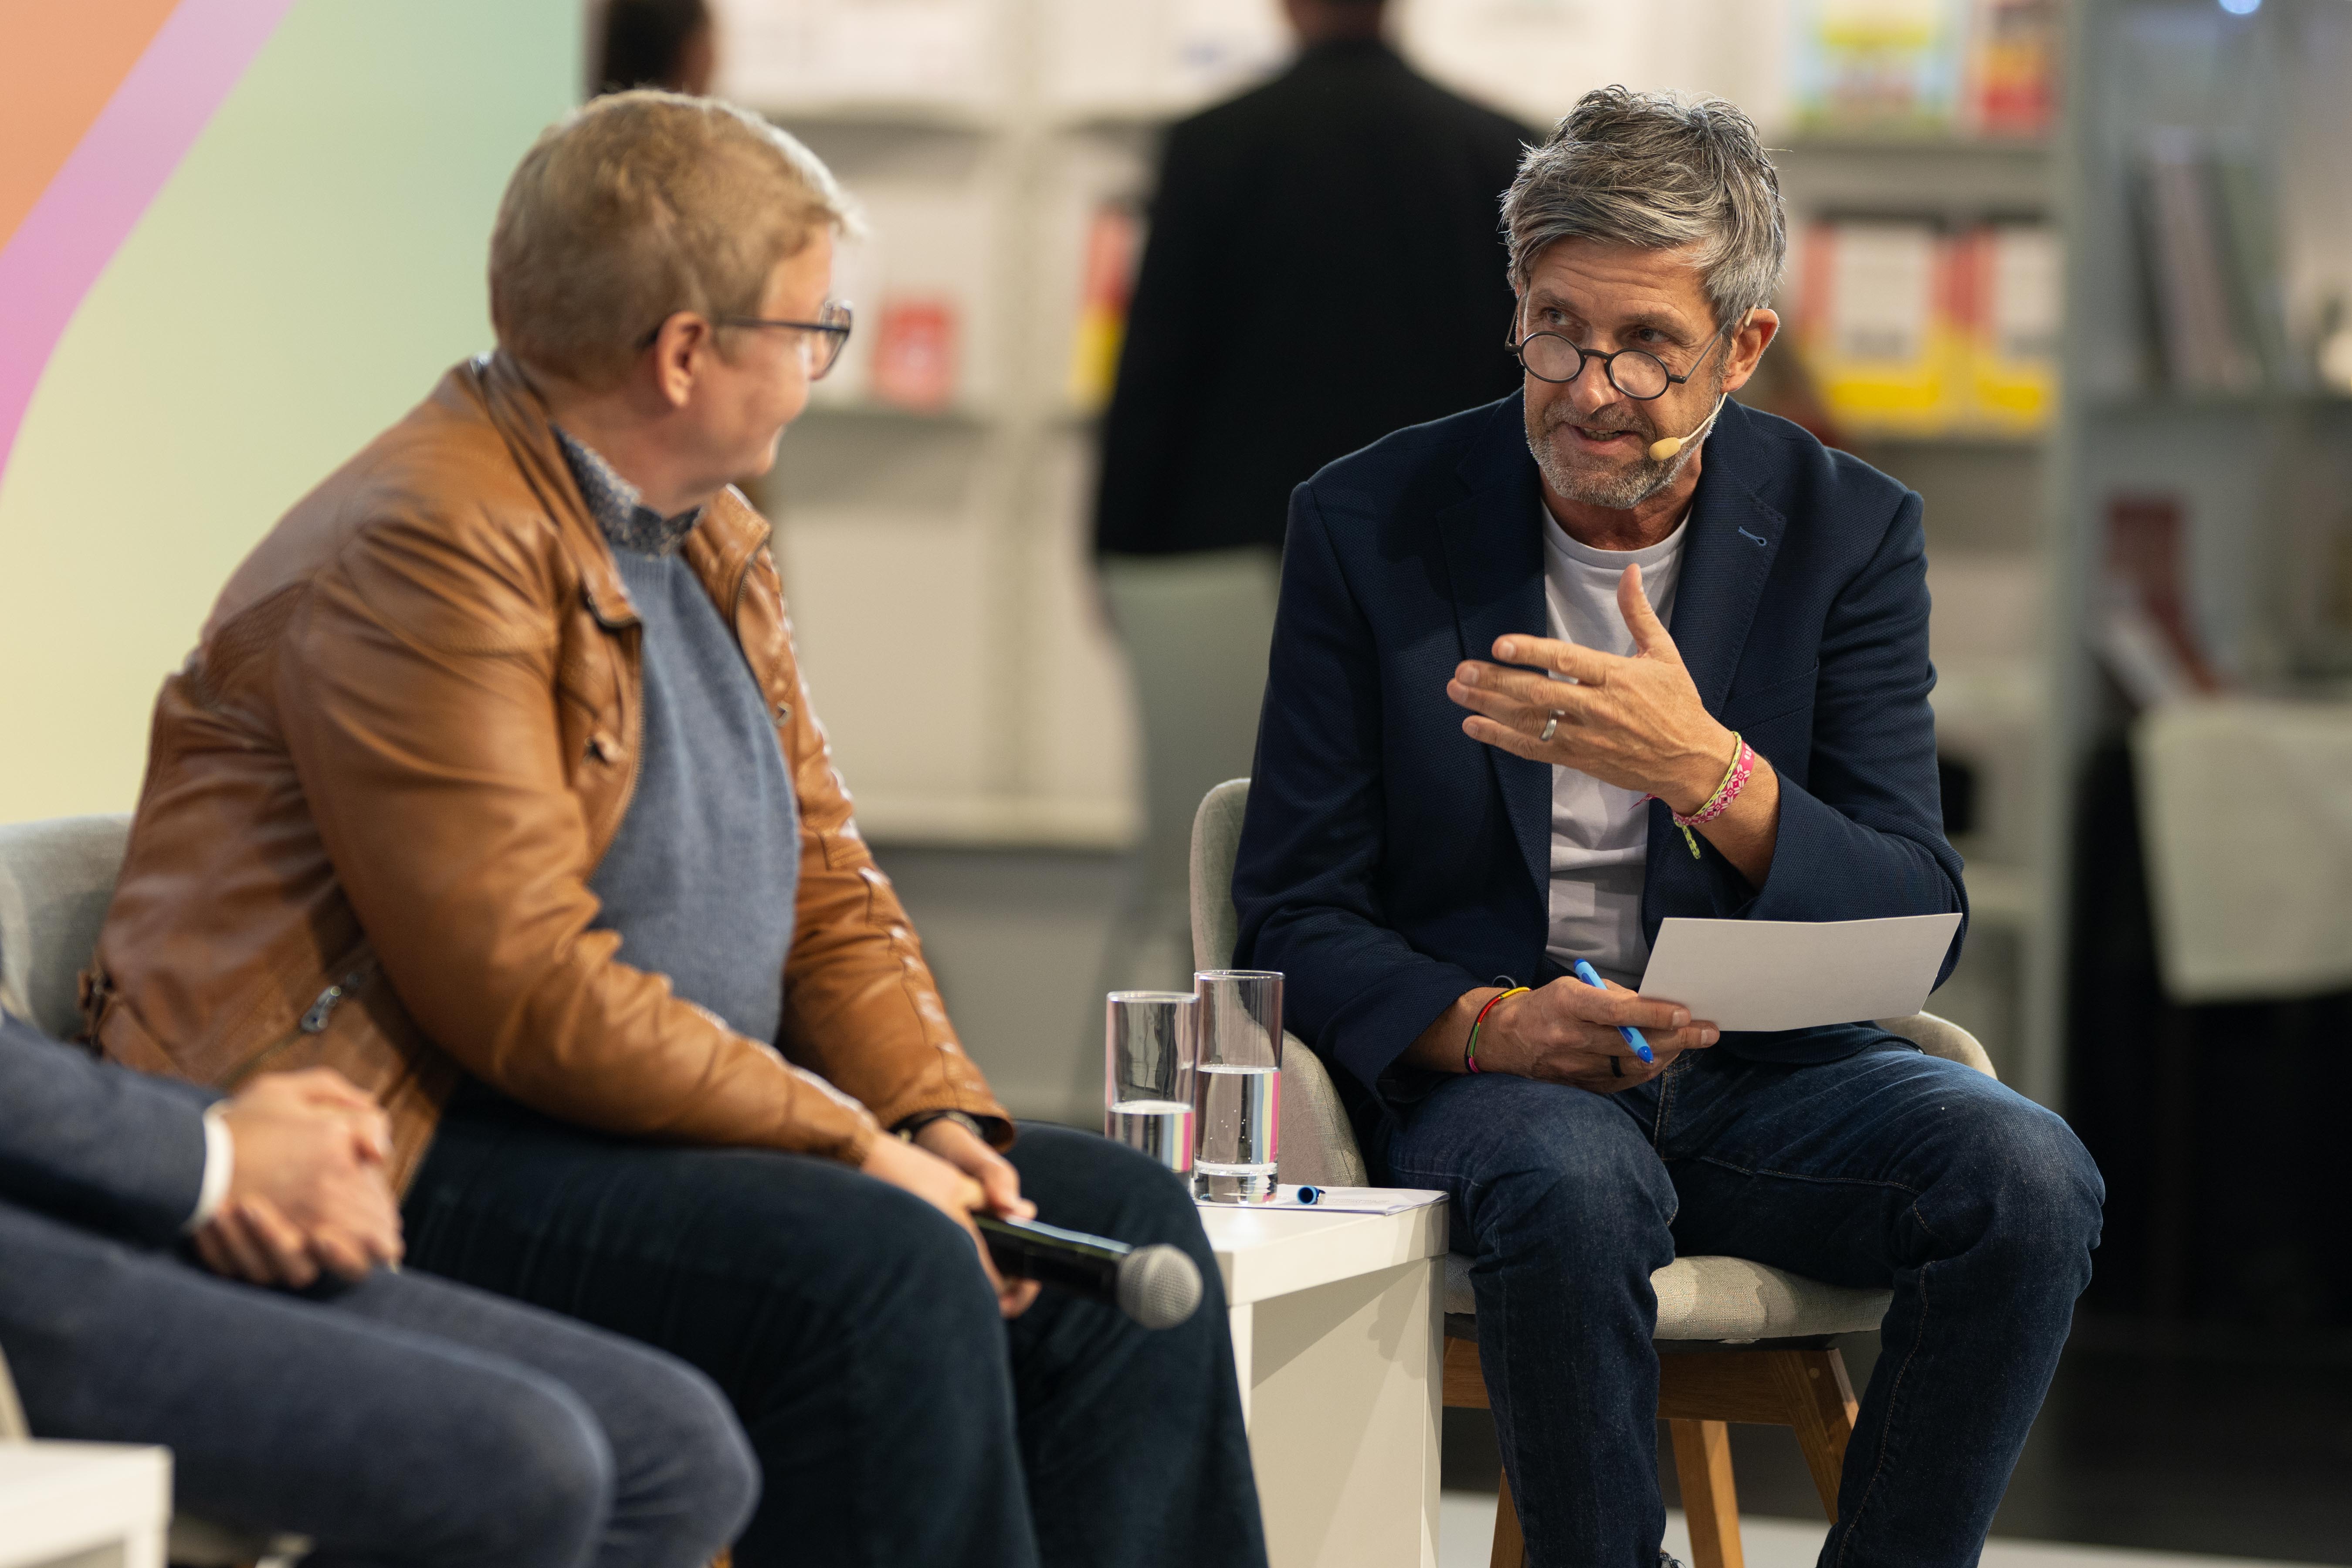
0,1443,170,1568
1197,1194,1449,1568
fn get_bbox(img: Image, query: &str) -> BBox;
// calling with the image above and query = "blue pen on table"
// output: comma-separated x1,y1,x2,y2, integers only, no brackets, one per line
1571,959,1654,1065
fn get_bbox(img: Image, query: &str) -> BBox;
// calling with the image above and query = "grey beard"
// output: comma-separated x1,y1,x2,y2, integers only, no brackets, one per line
1529,415,1704,511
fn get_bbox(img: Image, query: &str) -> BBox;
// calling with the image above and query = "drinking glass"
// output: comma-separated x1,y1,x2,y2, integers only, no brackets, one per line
1192,969,1283,1203
1105,991,1197,1174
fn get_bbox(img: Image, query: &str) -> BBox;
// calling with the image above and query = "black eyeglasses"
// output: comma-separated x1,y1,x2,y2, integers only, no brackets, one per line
1506,317,1730,400
717,299,854,379
635,300,855,379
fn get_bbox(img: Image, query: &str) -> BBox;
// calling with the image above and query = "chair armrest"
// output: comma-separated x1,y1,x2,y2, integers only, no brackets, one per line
1878,1012,1997,1079
0,1345,27,1441
1277,1034,1370,1187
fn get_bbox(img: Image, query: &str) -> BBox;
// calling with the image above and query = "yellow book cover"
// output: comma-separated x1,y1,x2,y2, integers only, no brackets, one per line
1798,219,1962,436
1957,224,2059,434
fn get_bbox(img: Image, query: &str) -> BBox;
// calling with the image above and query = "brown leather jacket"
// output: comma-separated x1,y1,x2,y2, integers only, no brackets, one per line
85,354,1006,1190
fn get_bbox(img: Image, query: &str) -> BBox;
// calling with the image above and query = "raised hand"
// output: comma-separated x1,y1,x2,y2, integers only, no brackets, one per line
1446,562,1735,814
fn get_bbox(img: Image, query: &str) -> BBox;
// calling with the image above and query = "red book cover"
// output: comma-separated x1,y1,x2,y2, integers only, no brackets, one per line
871,296,959,412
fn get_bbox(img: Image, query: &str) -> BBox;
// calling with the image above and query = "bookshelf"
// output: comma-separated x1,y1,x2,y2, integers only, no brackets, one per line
711,0,2074,1094
2035,0,2352,1110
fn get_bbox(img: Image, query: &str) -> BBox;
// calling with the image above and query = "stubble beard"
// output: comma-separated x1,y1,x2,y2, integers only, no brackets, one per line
1525,383,1718,512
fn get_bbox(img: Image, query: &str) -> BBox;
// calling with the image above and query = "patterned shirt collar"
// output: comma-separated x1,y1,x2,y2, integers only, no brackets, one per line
552,426,702,558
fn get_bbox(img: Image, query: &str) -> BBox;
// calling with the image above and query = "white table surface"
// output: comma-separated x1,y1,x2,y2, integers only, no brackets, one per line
0,1443,170,1568
1196,1193,1450,1305
1196,1192,1451,1568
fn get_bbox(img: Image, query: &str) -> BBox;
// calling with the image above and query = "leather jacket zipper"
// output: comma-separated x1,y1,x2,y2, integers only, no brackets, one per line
300,962,375,1033
225,955,377,1087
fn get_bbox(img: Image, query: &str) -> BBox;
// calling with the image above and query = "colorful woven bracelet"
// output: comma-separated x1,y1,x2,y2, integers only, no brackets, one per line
1665,735,1754,859
1464,986,1529,1074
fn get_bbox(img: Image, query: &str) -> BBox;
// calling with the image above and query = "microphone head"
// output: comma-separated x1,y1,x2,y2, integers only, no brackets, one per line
1647,435,1685,462
1115,1243,1204,1330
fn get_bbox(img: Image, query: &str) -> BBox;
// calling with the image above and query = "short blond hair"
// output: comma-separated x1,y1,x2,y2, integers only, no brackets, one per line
490,90,855,388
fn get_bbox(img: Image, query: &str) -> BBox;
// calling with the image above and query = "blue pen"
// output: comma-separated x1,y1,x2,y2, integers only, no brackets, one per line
1572,959,1654,1065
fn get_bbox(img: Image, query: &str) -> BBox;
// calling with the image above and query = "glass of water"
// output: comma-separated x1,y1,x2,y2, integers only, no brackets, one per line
1192,969,1283,1204
1105,991,1197,1175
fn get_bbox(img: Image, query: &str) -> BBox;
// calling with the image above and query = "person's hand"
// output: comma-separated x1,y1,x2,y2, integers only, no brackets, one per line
195,1068,402,1288
1447,563,1736,816
862,1131,1040,1318
1476,978,1719,1093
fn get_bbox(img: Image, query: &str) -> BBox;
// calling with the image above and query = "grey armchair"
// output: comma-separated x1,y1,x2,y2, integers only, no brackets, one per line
1189,779,1995,1568
0,814,308,1568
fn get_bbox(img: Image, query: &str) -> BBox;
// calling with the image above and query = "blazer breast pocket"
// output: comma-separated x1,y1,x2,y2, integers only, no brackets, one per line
1718,664,1820,735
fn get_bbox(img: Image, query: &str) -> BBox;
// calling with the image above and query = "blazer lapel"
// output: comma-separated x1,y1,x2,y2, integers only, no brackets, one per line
1438,401,1552,901
1665,402,1787,714
1644,401,1790,914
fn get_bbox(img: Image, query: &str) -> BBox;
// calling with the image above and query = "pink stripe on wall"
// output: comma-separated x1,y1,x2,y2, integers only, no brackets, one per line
0,0,296,483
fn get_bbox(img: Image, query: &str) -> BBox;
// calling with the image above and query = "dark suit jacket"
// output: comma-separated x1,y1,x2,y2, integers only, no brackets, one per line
1232,394,1968,1136
0,1010,212,1246
1093,39,1530,557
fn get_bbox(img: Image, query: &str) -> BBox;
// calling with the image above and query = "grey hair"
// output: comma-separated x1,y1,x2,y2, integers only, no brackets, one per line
1501,86,1787,331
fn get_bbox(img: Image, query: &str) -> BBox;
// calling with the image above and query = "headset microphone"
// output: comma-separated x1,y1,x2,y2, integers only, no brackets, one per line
1647,392,1729,463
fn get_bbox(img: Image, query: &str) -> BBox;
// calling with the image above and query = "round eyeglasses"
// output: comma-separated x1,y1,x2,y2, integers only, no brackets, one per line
716,299,854,379
1506,319,1729,401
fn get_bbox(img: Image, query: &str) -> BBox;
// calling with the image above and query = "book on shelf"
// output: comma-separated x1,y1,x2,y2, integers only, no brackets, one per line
1794,217,2057,438
1066,202,1140,413
2131,130,2292,395
1791,0,2057,138
2096,494,2222,709
870,298,961,412
1791,0,1968,134
1953,222,2059,434
1962,0,2057,139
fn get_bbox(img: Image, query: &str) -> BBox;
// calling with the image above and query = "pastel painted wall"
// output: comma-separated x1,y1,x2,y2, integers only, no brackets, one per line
0,0,580,822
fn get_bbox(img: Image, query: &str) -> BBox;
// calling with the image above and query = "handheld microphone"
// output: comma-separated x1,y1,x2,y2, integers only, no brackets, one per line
975,1213,1203,1330
1647,392,1729,463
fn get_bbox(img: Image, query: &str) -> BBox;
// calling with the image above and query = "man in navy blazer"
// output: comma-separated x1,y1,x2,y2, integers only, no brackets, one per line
1234,89,2101,1567
0,1008,754,1565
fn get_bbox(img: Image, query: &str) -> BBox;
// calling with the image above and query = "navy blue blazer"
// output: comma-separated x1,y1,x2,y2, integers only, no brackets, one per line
0,1009,214,1246
1232,393,1968,1133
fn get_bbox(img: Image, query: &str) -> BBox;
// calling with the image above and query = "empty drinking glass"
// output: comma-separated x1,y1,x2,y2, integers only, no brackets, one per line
1105,991,1197,1175
1192,970,1283,1203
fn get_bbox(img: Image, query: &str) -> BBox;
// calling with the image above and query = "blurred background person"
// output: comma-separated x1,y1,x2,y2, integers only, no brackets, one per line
1091,0,1534,992
593,0,715,96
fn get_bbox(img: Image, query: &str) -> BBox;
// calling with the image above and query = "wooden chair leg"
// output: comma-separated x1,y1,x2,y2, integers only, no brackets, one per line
1772,1348,1859,1521
1669,1418,1744,1568
1489,1461,1528,1568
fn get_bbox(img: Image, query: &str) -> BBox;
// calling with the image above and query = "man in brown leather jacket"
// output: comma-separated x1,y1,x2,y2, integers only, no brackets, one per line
90,91,1264,1568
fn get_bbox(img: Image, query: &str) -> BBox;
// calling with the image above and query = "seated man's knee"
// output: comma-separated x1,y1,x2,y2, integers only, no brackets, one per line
428,1377,613,1568
1473,1114,1674,1270
626,1352,760,1545
1939,1092,2105,1273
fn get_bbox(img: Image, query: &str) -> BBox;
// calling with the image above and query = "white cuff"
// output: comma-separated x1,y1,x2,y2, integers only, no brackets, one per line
187,1103,235,1233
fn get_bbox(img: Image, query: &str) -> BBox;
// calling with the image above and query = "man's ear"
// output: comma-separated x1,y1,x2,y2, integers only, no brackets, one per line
647,311,712,410
1719,308,1780,396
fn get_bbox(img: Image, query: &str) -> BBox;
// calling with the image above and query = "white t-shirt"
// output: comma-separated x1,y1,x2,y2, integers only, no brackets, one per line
1539,504,1689,986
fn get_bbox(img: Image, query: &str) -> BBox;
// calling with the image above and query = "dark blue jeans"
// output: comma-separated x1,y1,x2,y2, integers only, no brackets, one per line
404,1098,1267,1568
1,1201,756,1568
1376,1039,2103,1568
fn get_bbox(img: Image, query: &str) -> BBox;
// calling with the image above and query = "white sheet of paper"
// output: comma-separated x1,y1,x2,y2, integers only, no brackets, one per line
1634,914,1965,1033
1200,1187,1446,1216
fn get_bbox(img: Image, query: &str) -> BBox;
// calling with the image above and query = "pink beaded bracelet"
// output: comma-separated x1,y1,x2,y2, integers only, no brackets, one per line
1660,735,1754,859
